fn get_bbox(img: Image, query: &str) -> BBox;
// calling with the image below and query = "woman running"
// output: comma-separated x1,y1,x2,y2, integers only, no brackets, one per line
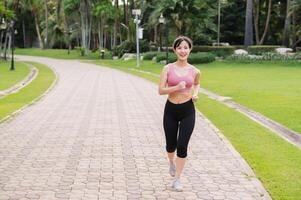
158,36,201,191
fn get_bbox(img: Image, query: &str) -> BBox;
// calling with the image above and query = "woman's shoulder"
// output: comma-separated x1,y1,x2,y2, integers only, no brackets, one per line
188,64,201,74
163,63,174,72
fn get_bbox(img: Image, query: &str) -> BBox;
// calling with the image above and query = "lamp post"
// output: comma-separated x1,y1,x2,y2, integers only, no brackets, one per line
10,21,15,71
164,19,169,64
132,9,141,67
158,14,165,52
0,18,6,30
217,0,227,46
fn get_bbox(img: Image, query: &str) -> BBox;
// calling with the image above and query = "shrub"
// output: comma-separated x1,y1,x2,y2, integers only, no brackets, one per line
188,52,215,64
247,45,282,55
156,53,177,63
232,45,245,50
140,40,150,53
143,52,158,60
192,46,234,58
156,52,215,64
112,40,150,58
111,40,135,57
75,46,85,56
99,48,112,59
226,52,300,62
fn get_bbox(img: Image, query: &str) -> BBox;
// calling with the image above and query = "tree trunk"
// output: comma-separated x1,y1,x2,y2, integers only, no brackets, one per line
7,32,11,59
292,38,301,49
123,0,127,26
113,0,119,47
244,0,254,47
253,0,260,44
292,8,297,47
22,19,26,48
98,20,104,52
80,0,91,55
87,8,92,52
154,25,157,47
110,32,114,49
259,0,272,45
44,0,48,48
34,13,44,49
282,0,291,47
0,30,4,59
80,7,86,55
3,31,9,60
104,28,107,50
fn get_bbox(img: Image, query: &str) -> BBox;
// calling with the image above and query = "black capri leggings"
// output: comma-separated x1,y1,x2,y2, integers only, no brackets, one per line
163,99,195,158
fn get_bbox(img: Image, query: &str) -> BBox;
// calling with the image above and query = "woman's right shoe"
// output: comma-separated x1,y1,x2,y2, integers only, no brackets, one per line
171,178,183,192
169,163,176,177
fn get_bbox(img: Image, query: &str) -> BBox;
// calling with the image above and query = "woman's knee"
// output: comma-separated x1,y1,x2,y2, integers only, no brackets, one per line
166,145,176,153
176,144,188,158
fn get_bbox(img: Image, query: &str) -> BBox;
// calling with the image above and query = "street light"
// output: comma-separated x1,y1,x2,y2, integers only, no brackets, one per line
217,0,227,46
132,9,141,67
217,0,221,46
158,14,165,52
0,18,7,30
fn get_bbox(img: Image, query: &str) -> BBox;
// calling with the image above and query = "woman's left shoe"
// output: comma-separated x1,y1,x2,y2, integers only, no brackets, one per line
171,178,183,192
169,163,176,177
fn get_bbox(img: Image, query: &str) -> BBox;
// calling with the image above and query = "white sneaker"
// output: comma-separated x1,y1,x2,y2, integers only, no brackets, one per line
169,163,176,177
171,178,183,192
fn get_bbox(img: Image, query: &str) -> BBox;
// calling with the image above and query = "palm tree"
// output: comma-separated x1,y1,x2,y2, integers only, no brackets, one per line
254,0,272,45
44,0,48,48
283,0,292,47
79,0,92,55
113,0,120,47
92,0,114,52
283,0,301,47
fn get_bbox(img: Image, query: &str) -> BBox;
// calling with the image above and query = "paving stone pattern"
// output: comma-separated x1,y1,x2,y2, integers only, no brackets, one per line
0,56,271,200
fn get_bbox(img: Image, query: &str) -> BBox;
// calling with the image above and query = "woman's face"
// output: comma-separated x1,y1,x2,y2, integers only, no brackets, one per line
174,40,191,61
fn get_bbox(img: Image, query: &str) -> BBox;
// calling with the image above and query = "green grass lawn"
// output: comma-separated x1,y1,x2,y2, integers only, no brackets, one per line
16,48,102,60
92,59,301,200
201,61,301,134
0,61,56,121
0,61,31,91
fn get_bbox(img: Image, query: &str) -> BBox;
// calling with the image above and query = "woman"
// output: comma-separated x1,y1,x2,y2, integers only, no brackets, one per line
158,36,201,191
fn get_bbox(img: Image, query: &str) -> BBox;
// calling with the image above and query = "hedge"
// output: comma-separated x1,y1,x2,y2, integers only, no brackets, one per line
156,52,215,64
247,45,282,55
191,46,234,57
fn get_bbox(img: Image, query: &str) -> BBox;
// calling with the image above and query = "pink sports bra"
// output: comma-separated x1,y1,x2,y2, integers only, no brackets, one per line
167,63,197,93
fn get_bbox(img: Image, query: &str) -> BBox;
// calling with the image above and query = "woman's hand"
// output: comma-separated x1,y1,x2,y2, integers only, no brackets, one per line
192,94,199,102
177,81,186,90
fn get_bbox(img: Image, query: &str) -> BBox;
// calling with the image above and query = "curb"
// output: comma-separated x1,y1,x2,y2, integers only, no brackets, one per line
0,61,58,124
0,64,38,99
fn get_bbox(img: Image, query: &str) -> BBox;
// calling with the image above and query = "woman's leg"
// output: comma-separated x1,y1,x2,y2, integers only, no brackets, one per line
163,112,179,163
175,110,195,179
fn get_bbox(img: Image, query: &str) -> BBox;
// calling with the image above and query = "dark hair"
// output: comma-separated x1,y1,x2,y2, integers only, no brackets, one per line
172,36,193,50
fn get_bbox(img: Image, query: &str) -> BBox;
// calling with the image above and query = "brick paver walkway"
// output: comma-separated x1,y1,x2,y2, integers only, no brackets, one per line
0,56,271,200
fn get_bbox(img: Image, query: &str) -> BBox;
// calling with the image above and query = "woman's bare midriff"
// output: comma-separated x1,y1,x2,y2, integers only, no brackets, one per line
168,91,192,104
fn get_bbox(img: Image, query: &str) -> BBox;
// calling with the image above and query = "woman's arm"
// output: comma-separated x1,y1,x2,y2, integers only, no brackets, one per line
192,69,201,101
158,66,186,95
